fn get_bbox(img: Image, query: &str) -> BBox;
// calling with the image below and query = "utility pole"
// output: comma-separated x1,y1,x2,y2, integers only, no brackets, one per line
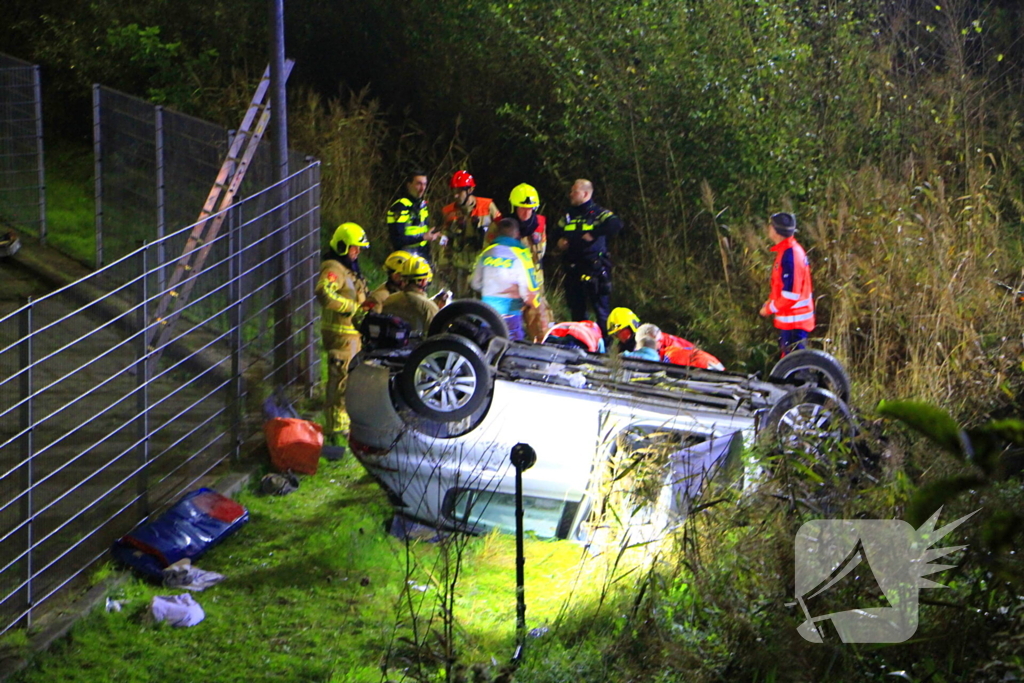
269,0,294,386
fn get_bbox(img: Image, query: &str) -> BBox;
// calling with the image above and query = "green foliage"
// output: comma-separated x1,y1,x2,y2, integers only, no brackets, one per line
878,398,1023,568
878,399,967,458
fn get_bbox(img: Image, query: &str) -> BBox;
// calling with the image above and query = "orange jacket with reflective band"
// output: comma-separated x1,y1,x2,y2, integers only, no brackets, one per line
659,333,725,371
768,236,815,332
442,196,496,226
545,321,604,353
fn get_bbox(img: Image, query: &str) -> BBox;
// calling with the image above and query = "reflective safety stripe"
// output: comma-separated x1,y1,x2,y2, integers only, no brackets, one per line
795,297,813,309
781,290,802,300
387,197,429,247
776,311,815,324
482,256,514,268
323,323,358,334
512,247,539,291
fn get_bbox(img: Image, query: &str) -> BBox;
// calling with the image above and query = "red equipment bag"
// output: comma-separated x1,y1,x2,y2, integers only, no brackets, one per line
264,417,324,475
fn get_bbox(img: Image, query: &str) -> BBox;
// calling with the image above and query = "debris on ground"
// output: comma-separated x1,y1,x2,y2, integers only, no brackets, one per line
162,558,225,591
260,471,300,496
150,594,205,627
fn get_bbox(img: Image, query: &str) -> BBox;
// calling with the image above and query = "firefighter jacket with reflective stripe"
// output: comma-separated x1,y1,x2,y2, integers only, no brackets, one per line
316,259,367,336
380,289,439,336
553,199,623,269
470,236,538,315
544,321,606,353
768,236,815,331
387,194,431,258
438,196,501,270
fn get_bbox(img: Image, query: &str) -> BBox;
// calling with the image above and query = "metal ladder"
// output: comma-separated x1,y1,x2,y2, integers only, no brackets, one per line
146,60,294,375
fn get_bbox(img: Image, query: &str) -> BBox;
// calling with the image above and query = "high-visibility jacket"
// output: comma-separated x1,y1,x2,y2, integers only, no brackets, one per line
316,259,367,337
658,332,725,371
387,194,431,259
470,236,538,315
553,199,622,270
768,236,815,332
544,321,606,353
439,196,501,270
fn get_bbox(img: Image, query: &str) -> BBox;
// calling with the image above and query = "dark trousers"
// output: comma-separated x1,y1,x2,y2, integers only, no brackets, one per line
564,270,611,333
779,329,809,357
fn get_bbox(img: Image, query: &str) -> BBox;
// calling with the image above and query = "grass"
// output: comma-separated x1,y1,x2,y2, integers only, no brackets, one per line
7,455,624,683
42,138,95,265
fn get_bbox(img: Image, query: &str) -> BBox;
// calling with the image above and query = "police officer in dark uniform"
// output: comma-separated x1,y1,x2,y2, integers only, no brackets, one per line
387,169,440,261
551,179,623,332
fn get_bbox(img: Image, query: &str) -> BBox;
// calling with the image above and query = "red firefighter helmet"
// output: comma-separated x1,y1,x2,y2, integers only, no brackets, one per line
449,170,476,189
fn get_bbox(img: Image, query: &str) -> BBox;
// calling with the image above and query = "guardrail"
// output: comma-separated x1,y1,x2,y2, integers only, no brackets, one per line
0,162,321,633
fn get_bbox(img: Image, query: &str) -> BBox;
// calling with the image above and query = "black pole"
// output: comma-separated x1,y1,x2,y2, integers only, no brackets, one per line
510,442,536,664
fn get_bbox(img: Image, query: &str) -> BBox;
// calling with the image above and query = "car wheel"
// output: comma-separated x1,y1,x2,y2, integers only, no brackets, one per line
769,349,851,402
759,387,855,475
428,300,510,341
398,334,493,422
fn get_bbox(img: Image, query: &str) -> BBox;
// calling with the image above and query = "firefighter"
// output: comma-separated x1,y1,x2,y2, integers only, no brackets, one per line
551,179,623,332
503,183,551,341
381,254,440,335
759,212,815,356
366,250,412,312
542,320,607,353
387,169,440,261
315,222,371,440
436,170,502,297
606,307,725,371
470,218,539,341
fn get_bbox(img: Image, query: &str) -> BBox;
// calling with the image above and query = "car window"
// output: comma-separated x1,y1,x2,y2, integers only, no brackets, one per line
443,488,578,539
588,425,741,534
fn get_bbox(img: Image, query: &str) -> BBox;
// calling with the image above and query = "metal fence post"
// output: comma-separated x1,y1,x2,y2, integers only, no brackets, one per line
32,65,45,243
92,85,103,268
135,247,150,518
303,162,320,394
154,106,166,295
299,161,315,395
228,206,243,462
19,299,34,628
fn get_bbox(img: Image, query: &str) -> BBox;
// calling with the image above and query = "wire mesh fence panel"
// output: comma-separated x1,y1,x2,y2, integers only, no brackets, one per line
0,53,45,239
94,87,157,270
0,163,320,633
95,85,311,285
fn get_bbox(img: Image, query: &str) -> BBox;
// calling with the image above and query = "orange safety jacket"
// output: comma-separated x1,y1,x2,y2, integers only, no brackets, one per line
659,333,725,371
440,197,500,269
544,321,605,353
768,236,815,332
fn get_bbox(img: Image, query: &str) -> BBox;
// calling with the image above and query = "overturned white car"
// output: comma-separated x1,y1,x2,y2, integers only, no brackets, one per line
347,301,854,540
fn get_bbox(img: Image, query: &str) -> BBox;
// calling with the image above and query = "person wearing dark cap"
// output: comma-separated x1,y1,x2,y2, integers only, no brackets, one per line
759,212,815,356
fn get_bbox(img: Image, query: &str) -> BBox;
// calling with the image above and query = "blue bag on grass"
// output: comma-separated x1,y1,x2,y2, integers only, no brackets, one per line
111,488,248,579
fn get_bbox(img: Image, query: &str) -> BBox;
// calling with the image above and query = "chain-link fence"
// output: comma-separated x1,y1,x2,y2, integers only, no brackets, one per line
0,53,45,240
0,162,320,634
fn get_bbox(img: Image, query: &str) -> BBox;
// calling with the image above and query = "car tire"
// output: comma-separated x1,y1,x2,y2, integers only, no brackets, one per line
769,349,851,402
759,387,855,465
428,300,510,341
398,334,493,422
